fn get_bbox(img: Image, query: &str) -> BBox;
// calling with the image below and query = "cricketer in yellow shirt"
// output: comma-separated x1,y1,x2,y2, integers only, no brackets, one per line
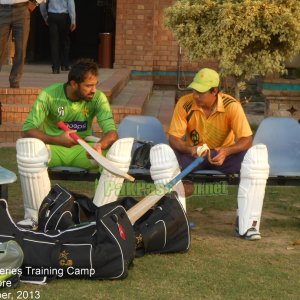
169,68,253,174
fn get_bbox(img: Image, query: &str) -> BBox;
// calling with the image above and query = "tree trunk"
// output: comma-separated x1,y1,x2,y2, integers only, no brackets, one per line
234,84,240,100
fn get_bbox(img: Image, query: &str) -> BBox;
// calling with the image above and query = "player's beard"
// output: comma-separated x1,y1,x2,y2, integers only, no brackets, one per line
74,88,95,101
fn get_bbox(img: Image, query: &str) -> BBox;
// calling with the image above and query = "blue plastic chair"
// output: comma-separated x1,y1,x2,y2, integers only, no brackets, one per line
253,117,300,176
118,115,168,144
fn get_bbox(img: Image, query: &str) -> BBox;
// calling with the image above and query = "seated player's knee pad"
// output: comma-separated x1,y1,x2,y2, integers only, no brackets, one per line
150,144,186,211
16,138,51,223
150,144,180,184
93,138,134,207
237,144,269,236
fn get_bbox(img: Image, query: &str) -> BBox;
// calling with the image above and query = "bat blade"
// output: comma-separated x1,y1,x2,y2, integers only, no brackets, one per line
76,139,135,182
58,121,135,182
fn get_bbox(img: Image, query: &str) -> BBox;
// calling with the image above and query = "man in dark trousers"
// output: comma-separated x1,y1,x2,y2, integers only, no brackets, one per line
0,0,42,88
40,0,76,74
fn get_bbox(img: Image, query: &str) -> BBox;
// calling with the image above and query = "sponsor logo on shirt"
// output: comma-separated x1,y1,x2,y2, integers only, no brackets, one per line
66,121,88,132
190,129,199,146
58,107,65,117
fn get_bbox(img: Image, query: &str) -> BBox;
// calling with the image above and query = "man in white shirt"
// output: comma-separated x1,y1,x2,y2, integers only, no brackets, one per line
40,0,76,74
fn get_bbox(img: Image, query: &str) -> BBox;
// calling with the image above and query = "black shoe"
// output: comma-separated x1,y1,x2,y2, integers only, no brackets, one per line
52,67,60,74
10,82,20,88
61,66,70,71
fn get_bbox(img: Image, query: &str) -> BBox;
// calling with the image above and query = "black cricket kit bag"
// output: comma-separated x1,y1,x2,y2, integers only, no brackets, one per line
0,198,135,280
38,185,191,257
132,192,191,257
38,184,97,232
130,140,154,170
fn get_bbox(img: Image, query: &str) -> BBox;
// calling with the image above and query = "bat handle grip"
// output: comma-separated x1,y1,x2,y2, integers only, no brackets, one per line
57,121,80,142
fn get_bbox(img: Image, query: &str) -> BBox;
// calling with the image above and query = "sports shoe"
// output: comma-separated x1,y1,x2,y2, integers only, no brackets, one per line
235,217,261,241
239,228,261,241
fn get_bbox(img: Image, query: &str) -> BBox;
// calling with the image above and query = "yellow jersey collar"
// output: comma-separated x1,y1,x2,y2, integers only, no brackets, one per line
190,92,225,113
216,93,225,113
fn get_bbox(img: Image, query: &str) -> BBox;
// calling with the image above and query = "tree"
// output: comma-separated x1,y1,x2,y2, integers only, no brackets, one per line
165,0,300,98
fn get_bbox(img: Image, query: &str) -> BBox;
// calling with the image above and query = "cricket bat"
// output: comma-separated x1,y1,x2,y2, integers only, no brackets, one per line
127,155,205,224
58,121,135,182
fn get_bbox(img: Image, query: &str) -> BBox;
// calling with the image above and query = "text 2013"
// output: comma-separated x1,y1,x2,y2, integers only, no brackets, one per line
16,291,41,299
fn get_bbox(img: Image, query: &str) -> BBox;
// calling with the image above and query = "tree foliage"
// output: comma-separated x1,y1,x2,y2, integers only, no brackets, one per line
165,0,300,96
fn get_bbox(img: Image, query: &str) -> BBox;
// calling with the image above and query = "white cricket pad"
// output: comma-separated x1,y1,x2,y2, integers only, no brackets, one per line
16,138,51,224
150,143,186,211
93,138,134,207
237,144,269,236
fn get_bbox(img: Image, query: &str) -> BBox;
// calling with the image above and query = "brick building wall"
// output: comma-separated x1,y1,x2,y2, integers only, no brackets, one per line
114,0,217,85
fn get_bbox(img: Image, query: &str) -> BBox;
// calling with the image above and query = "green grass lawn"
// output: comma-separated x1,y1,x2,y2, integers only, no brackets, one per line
1,147,300,300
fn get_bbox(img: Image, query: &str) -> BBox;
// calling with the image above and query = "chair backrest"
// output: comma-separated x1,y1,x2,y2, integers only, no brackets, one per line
118,115,168,145
253,117,300,176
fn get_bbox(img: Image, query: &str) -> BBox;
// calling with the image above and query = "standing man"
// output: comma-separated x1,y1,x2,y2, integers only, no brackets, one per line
169,68,253,174
0,0,42,88
40,0,76,74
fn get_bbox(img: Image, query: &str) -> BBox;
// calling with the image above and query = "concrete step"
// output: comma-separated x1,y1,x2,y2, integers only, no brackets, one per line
111,80,154,123
112,80,153,106
99,69,131,102
143,89,176,133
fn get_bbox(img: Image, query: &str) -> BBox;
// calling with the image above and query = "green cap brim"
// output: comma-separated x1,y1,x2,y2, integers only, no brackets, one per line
188,82,211,93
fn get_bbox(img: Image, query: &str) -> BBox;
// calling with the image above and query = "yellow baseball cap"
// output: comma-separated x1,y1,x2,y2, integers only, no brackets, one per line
188,68,220,93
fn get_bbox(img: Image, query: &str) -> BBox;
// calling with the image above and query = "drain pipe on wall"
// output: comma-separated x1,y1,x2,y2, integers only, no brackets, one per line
176,46,194,91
